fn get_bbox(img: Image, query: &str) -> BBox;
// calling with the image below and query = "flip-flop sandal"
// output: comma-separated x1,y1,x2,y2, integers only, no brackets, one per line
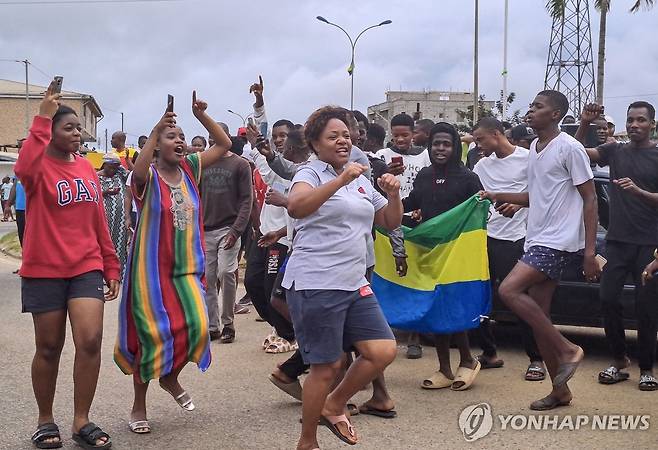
476,354,504,369
598,366,630,385
639,374,658,391
32,423,62,449
525,362,547,381
553,347,584,387
268,374,302,401
529,395,572,411
128,420,151,434
358,404,397,419
71,422,111,449
421,371,453,389
159,382,195,411
451,360,481,391
319,414,358,445
347,403,360,416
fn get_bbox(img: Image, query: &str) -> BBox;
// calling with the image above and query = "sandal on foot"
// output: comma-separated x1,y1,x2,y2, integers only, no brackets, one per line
525,362,547,381
128,420,151,434
451,360,481,391
346,403,359,417
159,381,195,411
639,374,658,391
262,329,277,349
476,354,504,369
598,366,630,385
358,404,397,419
71,422,111,449
421,371,453,389
265,338,298,354
268,374,302,401
553,347,584,387
32,423,62,449
529,395,571,411
319,414,358,445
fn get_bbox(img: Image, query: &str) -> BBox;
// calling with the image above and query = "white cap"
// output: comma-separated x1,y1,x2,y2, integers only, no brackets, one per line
605,115,615,125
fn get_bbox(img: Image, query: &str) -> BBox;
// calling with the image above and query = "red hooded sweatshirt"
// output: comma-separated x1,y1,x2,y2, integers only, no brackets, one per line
15,115,121,283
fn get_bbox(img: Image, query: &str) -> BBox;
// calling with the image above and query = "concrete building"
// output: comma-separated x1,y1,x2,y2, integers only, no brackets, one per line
0,79,102,153
367,90,495,129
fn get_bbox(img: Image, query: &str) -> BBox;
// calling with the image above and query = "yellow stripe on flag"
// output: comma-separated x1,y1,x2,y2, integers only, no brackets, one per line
374,229,489,291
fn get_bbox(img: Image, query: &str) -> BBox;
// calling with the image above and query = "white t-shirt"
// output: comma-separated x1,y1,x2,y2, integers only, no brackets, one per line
473,147,529,242
1,182,12,201
374,148,431,199
525,132,593,252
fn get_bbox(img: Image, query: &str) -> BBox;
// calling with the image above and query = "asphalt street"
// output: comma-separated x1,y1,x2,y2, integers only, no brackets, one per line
0,231,656,449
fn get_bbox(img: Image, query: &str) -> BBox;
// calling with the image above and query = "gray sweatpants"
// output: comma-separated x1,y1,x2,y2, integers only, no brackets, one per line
204,227,241,332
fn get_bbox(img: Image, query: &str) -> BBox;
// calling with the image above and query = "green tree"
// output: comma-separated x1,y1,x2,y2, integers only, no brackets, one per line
494,91,523,125
455,95,494,132
546,0,655,105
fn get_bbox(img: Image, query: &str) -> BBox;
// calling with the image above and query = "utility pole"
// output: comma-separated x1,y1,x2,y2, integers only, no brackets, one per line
473,0,480,125
23,59,29,137
121,112,124,132
104,128,108,153
502,0,509,119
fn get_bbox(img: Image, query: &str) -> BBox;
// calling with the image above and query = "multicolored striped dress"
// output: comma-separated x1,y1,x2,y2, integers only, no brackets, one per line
114,153,211,383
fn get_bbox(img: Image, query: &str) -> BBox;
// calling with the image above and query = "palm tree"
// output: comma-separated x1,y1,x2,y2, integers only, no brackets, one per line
546,0,655,104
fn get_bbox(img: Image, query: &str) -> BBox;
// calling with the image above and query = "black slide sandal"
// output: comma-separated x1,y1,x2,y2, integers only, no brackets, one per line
72,422,111,449
32,423,62,449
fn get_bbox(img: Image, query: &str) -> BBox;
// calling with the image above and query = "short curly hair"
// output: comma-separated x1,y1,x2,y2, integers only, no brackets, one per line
304,106,352,153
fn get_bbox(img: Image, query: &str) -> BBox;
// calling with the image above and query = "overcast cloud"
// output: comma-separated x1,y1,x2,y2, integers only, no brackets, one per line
1,0,656,148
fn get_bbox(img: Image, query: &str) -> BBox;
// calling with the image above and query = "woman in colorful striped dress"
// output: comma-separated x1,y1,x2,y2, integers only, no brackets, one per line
114,92,232,434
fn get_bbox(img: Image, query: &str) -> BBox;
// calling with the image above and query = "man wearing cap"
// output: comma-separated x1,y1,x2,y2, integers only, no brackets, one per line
509,124,537,150
605,115,617,143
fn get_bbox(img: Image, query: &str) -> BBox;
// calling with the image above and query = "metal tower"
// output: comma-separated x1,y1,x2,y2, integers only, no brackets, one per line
544,0,596,117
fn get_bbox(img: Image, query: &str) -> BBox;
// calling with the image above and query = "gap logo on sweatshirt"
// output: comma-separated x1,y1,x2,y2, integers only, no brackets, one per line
56,178,99,206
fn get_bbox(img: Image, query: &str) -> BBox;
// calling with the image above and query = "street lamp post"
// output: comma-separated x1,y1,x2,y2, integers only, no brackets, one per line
227,109,251,126
316,16,392,110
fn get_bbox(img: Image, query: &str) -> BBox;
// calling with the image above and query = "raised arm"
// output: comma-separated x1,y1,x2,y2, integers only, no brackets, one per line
575,103,602,163
131,112,175,193
193,91,232,169
15,81,61,187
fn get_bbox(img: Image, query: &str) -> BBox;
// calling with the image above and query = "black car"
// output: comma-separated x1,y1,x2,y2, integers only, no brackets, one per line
490,168,638,329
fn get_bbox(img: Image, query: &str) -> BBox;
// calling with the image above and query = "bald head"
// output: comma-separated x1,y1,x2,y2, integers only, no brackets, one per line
111,131,126,150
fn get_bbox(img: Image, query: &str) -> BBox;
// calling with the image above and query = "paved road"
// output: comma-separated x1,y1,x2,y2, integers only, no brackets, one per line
0,252,656,449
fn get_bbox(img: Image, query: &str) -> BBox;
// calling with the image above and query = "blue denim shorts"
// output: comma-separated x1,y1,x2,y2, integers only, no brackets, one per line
520,245,583,281
286,285,395,365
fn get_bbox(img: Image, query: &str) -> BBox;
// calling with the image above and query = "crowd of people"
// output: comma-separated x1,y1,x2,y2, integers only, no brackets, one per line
11,75,658,450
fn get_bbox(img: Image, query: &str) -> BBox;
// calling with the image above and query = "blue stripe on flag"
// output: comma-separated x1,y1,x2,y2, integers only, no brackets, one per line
372,273,492,334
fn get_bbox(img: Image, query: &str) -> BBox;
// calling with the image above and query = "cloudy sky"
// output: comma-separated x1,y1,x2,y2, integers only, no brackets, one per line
1,0,657,148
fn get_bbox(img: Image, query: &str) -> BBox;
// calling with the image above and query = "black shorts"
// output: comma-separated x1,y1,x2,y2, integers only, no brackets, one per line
21,270,105,314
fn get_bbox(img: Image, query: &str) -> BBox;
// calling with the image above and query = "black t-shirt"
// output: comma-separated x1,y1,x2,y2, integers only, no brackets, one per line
597,142,658,245
367,154,389,196
403,164,483,222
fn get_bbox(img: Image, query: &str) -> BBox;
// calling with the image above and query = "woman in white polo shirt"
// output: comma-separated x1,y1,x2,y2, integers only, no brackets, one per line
284,106,402,450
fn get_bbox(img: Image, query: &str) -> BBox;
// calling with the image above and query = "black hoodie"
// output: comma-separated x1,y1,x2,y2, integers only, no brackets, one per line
403,123,482,222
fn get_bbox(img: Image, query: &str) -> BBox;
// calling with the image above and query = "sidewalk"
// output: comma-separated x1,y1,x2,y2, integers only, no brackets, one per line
0,221,20,259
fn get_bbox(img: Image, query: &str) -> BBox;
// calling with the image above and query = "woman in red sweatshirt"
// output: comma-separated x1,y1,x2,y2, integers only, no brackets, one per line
15,82,120,450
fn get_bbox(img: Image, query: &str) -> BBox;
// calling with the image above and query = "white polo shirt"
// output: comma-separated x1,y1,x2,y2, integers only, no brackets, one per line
525,132,593,252
473,146,529,242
